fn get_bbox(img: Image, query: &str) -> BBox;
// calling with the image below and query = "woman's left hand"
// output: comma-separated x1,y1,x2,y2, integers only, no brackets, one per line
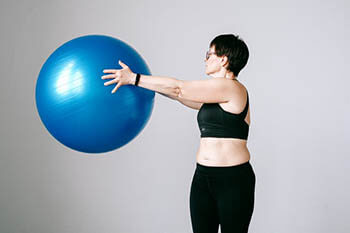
102,60,136,94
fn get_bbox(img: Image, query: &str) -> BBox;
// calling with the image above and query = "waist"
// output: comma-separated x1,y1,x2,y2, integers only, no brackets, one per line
198,137,248,156
197,138,250,166
195,160,253,176
200,137,248,146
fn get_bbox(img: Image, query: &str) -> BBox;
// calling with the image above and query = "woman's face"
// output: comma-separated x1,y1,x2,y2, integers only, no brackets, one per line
205,46,222,76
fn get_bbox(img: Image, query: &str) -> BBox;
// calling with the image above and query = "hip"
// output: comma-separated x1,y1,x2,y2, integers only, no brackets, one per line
195,160,255,176
191,160,256,193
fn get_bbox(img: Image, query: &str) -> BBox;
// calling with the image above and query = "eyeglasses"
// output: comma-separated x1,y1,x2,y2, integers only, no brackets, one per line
205,51,216,60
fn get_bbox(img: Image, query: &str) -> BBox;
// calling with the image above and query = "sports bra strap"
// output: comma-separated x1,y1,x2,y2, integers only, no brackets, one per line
232,80,249,118
240,90,249,118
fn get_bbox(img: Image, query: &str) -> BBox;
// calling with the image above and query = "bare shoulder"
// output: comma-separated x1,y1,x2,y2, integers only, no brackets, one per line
227,81,249,108
231,80,247,95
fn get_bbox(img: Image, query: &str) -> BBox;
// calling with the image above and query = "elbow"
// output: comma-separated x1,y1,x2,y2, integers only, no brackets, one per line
167,87,180,99
175,80,184,99
174,87,181,98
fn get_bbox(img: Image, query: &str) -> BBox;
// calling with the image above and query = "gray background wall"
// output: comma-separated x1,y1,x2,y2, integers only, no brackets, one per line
1,0,349,233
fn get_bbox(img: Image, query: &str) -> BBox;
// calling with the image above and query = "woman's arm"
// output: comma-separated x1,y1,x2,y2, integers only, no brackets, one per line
130,74,181,99
129,73,238,103
103,61,237,103
157,92,203,110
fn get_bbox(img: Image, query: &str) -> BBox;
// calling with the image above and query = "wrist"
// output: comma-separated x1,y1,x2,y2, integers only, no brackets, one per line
129,73,137,85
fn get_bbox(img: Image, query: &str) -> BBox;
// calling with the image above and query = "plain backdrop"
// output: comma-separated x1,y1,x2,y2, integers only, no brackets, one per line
1,0,349,233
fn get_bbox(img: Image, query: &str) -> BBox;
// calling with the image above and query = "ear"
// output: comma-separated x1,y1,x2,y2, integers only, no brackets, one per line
221,56,229,69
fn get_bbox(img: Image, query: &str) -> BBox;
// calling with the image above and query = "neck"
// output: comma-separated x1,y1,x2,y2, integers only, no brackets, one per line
211,68,236,80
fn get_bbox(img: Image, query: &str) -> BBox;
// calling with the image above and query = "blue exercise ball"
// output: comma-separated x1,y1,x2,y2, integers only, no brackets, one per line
35,35,154,153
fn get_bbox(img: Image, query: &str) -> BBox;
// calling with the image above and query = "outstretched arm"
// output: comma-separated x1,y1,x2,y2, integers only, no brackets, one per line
129,73,238,103
102,60,238,103
157,92,203,110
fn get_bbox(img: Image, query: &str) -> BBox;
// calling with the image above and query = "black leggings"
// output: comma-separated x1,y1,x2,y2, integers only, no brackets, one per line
189,161,256,233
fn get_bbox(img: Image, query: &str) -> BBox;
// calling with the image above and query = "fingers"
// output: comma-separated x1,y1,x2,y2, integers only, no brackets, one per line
102,69,121,79
101,74,116,79
103,69,117,73
103,62,128,94
104,78,118,86
111,82,122,94
103,78,121,94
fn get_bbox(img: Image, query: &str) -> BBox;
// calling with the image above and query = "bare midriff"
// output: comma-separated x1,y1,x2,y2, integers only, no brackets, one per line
196,138,250,166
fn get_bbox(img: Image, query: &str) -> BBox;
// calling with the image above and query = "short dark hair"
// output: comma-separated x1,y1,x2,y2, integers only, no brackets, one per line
209,34,249,77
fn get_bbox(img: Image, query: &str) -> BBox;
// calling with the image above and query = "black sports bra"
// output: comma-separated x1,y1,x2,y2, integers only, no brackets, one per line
197,90,249,140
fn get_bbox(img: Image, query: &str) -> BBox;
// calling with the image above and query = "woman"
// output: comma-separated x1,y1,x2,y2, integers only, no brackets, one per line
102,34,256,233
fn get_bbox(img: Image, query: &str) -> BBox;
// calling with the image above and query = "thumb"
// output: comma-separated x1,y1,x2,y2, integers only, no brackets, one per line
118,60,127,68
